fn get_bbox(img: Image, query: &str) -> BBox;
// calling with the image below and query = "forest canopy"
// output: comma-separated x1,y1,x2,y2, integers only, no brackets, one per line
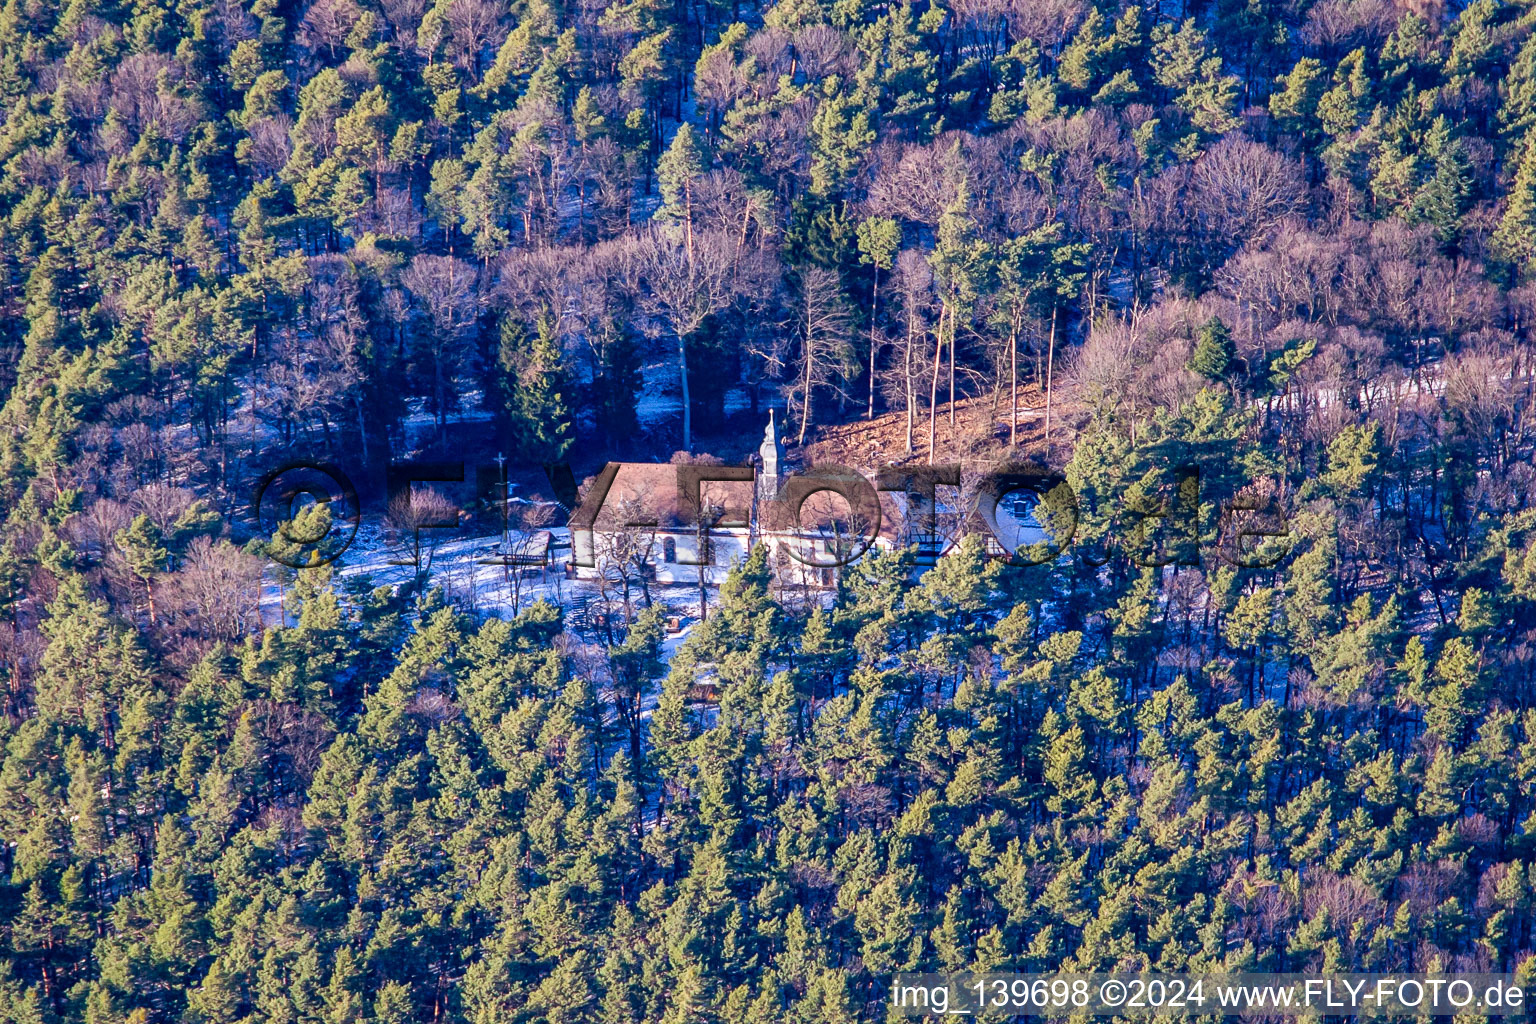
2,0,1536,1014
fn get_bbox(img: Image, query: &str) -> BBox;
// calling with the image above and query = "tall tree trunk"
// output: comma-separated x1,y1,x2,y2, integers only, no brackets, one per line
928,306,944,463
947,292,957,426
684,180,694,267
799,331,815,445
1009,324,1019,447
905,312,917,454
679,332,692,450
868,268,880,420
356,397,370,465
1044,306,1058,449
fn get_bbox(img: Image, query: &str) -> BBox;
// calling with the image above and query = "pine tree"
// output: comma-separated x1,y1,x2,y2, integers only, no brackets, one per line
507,316,573,463
855,3,940,137
990,222,1065,445
1502,34,1536,147
1491,136,1536,279
927,175,990,451
1320,421,1381,496
1411,133,1472,248
1269,58,1327,144
809,81,875,197
856,215,900,419
1151,20,1239,146
989,39,1057,124
657,123,706,258
1187,315,1234,381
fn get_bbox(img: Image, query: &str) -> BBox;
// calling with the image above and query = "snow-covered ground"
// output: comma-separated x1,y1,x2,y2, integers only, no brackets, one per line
636,361,684,423
635,360,768,426
259,513,717,649
399,391,495,448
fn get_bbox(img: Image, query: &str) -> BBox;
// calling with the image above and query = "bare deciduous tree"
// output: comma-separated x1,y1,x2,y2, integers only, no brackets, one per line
109,54,200,141
881,249,935,455
1192,138,1307,253
402,254,480,436
247,116,295,177
790,266,855,445
388,486,461,574
624,229,743,451
594,496,657,628
380,0,427,47
499,501,558,616
297,0,363,61
172,537,263,642
444,0,505,80
793,25,856,80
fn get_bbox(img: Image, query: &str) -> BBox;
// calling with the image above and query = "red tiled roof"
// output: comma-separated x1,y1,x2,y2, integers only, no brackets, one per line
569,463,755,531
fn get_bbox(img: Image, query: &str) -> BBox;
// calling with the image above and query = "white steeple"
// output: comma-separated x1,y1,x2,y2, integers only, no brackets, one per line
758,408,785,500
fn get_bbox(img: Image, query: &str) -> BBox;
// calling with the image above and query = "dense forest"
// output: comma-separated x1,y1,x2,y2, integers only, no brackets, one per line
3,0,1536,1012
